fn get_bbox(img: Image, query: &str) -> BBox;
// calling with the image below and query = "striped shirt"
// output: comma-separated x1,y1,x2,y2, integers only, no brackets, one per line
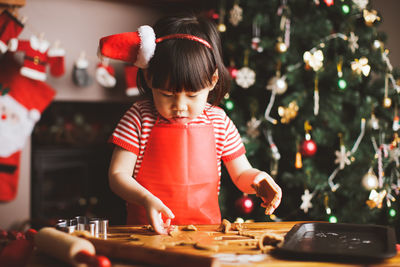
109,99,246,179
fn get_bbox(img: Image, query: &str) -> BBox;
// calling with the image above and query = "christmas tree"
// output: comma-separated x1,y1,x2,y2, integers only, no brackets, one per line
215,0,400,235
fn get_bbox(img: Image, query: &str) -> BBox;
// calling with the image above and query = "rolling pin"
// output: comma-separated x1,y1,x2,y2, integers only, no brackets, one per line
34,227,110,267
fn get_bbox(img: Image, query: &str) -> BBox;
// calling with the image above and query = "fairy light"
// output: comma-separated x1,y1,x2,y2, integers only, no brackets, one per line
389,208,396,217
225,100,234,110
329,215,338,223
342,4,350,14
338,79,347,90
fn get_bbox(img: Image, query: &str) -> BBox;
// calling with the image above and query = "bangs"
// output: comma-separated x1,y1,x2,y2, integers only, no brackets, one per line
147,40,216,93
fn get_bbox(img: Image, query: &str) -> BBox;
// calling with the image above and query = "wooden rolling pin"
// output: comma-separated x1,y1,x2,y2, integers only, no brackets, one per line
34,227,110,267
86,236,220,267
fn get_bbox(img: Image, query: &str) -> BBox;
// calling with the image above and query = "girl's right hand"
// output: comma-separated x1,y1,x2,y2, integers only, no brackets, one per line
143,195,175,235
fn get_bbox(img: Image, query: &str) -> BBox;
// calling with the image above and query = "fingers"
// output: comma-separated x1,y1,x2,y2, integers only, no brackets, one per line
162,206,175,220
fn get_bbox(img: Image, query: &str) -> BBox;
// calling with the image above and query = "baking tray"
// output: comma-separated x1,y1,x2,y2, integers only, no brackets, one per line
274,222,397,262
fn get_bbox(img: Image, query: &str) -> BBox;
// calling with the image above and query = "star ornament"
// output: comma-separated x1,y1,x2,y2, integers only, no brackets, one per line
334,145,351,169
351,57,371,76
303,50,324,71
300,189,314,213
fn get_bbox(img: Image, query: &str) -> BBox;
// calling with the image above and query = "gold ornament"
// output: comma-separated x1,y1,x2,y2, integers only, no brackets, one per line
217,23,226,32
363,9,380,26
366,189,386,209
278,100,299,124
275,38,287,53
351,57,370,76
361,168,379,190
383,97,392,108
303,50,324,71
266,75,288,95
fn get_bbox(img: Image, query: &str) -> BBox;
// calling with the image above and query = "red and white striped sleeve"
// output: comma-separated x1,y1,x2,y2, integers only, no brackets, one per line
108,102,143,155
220,111,246,162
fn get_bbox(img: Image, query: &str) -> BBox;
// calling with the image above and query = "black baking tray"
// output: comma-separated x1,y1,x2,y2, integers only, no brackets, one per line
274,222,397,262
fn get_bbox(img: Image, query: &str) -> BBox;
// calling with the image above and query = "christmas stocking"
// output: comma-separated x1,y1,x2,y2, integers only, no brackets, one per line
125,65,140,96
95,60,116,88
0,10,24,54
72,51,92,87
0,53,55,202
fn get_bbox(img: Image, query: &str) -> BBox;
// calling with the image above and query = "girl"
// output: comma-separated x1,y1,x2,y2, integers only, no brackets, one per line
100,14,282,235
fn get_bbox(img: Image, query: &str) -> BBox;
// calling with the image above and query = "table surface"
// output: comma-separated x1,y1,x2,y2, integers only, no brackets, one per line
30,221,400,267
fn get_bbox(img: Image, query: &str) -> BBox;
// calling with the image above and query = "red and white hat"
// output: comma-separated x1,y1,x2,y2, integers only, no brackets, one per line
99,25,156,69
98,25,212,68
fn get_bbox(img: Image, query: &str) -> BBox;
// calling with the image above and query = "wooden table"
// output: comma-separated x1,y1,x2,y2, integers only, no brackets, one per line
30,221,400,267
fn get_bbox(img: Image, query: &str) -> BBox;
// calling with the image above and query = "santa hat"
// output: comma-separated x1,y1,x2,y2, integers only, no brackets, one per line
124,65,140,96
98,25,212,68
99,25,155,68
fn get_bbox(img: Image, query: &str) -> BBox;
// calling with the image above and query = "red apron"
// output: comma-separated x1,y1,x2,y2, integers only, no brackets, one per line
126,115,221,225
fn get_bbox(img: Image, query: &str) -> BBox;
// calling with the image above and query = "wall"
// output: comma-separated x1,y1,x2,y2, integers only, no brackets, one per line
0,0,161,230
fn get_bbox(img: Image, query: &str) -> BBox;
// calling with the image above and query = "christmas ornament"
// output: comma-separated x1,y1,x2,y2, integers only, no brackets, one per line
303,50,324,71
295,151,303,169
351,57,370,76
369,113,379,130
363,9,380,26
373,39,383,49
334,134,351,169
393,116,399,131
125,65,140,96
228,3,243,26
352,0,368,10
246,117,261,139
389,147,400,167
95,58,116,88
266,75,287,95
314,75,319,115
72,51,92,87
0,10,24,54
383,97,392,108
275,38,287,53
235,67,256,88
366,189,386,209
217,6,226,32
347,32,359,53
227,66,238,79
300,121,317,157
361,168,378,190
323,0,334,7
0,54,55,201
300,189,314,213
235,194,254,214
278,100,298,124
8,34,66,81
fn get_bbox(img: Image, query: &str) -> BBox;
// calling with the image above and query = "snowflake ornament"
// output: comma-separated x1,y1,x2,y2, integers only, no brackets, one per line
246,117,262,138
229,4,243,26
300,189,314,213
352,0,368,9
236,67,256,88
347,32,359,53
334,145,351,169
389,147,400,167
303,50,324,71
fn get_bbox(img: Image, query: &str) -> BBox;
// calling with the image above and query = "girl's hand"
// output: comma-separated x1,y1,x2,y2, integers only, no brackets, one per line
252,172,282,215
143,195,175,235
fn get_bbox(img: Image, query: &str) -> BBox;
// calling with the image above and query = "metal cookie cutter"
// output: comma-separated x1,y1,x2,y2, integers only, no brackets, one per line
55,216,108,238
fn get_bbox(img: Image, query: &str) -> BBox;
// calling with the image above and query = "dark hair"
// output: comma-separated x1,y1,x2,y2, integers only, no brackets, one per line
137,13,230,106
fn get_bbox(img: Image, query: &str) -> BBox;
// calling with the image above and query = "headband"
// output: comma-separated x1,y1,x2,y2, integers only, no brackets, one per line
98,26,212,69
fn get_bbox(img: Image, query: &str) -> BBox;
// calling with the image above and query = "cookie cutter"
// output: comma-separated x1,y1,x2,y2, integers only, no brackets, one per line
55,216,108,238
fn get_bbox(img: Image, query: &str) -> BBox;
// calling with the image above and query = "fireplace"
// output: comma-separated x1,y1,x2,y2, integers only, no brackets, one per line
31,101,131,227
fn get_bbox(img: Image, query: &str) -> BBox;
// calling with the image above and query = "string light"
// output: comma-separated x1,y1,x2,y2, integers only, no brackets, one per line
329,215,338,223
225,100,234,110
342,4,350,14
389,208,396,217
338,78,347,90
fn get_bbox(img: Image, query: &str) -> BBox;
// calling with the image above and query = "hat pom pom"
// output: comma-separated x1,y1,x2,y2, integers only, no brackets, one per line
136,25,156,68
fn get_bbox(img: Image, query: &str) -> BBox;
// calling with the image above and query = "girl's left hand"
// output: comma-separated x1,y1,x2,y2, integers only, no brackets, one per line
252,173,282,215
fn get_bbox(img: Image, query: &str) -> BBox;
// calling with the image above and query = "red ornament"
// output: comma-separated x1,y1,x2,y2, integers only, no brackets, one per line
235,194,254,214
300,139,317,156
228,66,238,79
324,0,334,6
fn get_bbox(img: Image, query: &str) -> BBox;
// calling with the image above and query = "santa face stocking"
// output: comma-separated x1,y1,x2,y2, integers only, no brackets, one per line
0,10,24,54
95,61,116,88
72,52,92,87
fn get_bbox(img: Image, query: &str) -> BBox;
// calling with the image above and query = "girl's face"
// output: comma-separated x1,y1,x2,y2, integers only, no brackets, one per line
152,87,212,124
149,71,218,124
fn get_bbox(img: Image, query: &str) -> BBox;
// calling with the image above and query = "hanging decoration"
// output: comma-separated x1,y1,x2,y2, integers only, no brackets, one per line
334,133,351,169
0,10,25,54
95,58,116,88
323,0,334,7
303,50,324,71
369,112,379,130
72,51,92,87
278,100,298,124
300,121,317,157
347,32,359,53
217,3,226,32
382,73,392,108
264,129,281,176
361,168,379,190
251,17,263,52
300,189,314,213
235,193,254,214
266,74,287,95
351,57,371,76
246,117,261,139
228,2,243,26
352,0,368,10
366,189,386,209
235,50,256,88
363,9,380,26
125,65,140,96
